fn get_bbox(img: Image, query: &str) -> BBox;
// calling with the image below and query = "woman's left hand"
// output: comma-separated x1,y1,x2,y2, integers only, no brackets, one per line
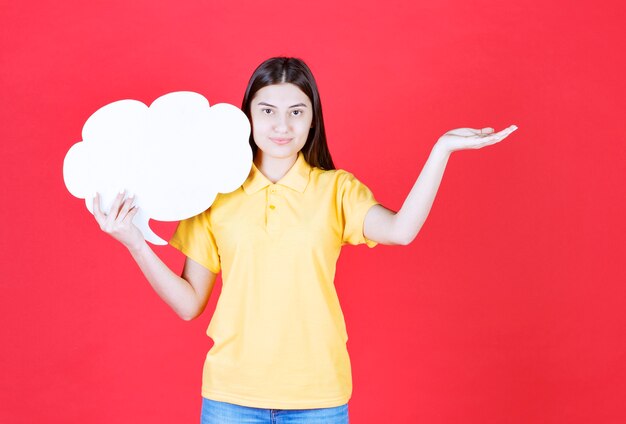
436,125,518,154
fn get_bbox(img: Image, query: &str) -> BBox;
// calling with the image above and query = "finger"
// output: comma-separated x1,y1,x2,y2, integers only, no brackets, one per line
467,127,494,137
122,205,140,224
484,125,516,140
93,192,105,224
463,128,487,137
446,128,478,137
498,124,517,134
104,190,126,227
493,125,518,139
117,194,135,222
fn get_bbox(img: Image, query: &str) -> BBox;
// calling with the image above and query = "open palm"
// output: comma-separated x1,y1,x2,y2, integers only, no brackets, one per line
438,125,518,153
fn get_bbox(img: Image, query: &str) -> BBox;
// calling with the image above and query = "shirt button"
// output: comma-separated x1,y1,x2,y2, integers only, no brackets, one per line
269,205,276,210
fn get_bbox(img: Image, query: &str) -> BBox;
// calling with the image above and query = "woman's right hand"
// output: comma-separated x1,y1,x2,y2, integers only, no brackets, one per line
93,191,144,250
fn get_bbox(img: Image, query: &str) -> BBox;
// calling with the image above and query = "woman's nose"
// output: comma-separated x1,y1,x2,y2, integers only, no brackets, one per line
273,116,288,133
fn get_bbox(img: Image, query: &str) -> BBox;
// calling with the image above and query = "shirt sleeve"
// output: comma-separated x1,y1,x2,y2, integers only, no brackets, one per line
339,171,380,248
169,209,221,274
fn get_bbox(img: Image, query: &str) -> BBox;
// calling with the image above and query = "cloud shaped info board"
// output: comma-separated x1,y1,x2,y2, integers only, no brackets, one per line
63,91,252,245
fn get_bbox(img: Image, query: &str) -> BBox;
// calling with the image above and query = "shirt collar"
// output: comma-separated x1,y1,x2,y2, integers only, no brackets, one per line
242,151,311,194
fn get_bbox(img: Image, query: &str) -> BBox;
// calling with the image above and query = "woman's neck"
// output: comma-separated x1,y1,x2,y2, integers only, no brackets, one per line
253,152,299,184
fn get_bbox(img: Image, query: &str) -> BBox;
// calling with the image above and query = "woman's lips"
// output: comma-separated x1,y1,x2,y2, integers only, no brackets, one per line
270,137,292,145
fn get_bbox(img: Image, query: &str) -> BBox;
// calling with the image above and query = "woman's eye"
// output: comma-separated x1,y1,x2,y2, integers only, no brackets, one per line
292,110,303,116
262,108,272,115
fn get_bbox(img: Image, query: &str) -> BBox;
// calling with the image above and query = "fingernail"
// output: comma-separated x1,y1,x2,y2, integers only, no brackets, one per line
128,192,135,199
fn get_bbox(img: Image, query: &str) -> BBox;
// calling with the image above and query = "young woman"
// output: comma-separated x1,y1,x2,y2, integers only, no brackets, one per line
93,57,517,423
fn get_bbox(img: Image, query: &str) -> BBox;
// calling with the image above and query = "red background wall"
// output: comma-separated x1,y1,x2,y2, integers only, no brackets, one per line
1,0,625,422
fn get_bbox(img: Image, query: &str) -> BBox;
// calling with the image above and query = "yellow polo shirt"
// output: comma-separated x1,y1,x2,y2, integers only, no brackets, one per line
169,151,380,409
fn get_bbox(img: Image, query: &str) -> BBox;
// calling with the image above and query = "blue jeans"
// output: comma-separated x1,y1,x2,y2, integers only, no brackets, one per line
200,397,349,423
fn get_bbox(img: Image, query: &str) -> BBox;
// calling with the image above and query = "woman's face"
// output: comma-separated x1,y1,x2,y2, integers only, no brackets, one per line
250,83,313,161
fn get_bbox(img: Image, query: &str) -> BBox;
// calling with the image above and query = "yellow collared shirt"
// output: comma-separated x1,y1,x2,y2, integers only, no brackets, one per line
170,151,380,409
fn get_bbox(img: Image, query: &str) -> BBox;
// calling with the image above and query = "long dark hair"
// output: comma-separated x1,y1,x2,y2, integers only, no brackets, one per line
241,57,335,170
